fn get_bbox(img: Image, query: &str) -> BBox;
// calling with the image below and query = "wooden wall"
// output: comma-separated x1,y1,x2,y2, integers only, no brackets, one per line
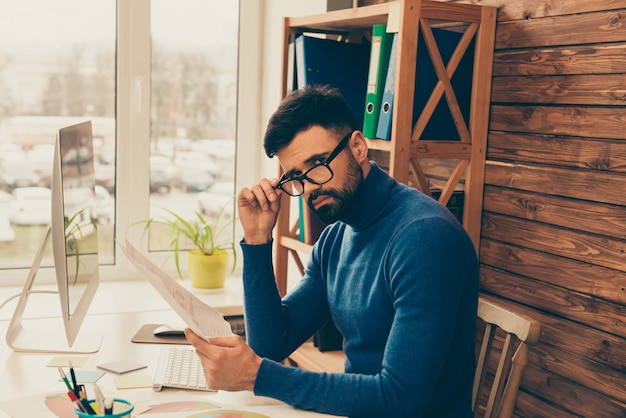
482,0,626,416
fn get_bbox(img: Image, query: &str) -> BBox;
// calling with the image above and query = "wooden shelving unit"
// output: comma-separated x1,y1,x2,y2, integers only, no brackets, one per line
275,0,497,371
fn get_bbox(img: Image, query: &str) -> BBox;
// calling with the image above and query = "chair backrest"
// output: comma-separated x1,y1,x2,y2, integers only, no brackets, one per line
472,295,542,418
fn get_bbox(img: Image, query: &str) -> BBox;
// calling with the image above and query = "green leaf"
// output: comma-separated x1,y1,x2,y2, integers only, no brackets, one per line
131,197,239,278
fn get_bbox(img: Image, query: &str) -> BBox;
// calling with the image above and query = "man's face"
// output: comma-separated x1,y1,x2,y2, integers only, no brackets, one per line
276,126,363,224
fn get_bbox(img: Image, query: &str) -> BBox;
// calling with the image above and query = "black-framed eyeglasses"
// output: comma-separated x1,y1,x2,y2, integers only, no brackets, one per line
277,130,354,197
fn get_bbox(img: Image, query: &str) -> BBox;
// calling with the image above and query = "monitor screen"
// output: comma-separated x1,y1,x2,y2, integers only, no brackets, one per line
52,120,100,346
5,120,102,353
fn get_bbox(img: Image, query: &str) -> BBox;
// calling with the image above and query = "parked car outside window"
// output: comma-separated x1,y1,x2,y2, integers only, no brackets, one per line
197,181,235,220
150,155,177,193
93,185,114,224
8,187,51,226
0,190,15,242
0,161,41,191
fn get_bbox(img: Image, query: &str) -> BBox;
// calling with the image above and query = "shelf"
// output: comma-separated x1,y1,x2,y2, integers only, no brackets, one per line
288,341,346,374
275,0,497,374
278,235,313,255
285,3,391,32
286,1,485,33
365,138,392,152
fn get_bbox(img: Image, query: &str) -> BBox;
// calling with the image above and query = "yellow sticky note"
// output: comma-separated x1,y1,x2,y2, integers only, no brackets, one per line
114,374,153,389
47,356,89,368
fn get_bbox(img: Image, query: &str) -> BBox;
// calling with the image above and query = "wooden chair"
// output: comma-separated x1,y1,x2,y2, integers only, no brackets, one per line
472,295,542,418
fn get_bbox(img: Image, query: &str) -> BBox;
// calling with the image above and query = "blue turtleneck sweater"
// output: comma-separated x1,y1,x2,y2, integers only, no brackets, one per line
241,162,478,418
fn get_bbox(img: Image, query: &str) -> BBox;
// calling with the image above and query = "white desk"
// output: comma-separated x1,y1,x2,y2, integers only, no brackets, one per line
0,279,335,417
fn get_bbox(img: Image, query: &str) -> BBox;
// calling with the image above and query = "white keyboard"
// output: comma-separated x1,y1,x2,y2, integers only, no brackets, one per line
152,347,212,392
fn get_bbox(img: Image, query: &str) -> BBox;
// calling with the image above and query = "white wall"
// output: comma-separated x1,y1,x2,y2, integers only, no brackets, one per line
257,0,327,181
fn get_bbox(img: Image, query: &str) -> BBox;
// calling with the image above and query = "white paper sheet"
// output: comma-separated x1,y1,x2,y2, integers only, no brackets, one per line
119,239,233,338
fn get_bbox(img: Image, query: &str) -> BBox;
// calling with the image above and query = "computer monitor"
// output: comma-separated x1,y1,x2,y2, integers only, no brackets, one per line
5,121,103,353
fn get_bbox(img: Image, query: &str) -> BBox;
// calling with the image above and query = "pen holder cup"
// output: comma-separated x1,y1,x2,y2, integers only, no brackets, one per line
75,398,133,418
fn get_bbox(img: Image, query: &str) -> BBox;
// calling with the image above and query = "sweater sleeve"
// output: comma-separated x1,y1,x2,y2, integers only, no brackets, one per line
241,240,332,362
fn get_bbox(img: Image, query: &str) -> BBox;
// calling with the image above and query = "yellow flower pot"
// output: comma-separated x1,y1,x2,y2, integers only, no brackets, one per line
188,249,229,289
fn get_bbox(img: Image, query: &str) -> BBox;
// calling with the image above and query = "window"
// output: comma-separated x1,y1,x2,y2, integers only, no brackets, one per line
0,1,116,278
0,0,255,285
148,0,238,251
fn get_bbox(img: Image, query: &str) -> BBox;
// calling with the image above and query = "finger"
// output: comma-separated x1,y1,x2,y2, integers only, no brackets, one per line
184,328,207,346
207,335,243,348
184,328,196,340
249,183,274,211
237,187,261,208
259,178,279,203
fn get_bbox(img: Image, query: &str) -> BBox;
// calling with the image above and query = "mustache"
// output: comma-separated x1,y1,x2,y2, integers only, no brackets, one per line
308,189,341,206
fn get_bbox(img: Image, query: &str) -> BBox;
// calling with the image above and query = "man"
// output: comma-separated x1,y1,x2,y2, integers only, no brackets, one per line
185,85,479,417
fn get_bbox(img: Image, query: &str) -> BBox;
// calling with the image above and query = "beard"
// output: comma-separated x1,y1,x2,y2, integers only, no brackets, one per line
308,154,363,224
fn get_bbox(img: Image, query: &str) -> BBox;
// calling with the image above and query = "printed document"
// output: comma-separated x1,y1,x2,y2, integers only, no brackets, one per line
119,239,233,338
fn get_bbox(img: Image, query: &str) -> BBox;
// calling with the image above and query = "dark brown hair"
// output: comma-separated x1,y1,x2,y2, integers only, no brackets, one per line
263,84,358,157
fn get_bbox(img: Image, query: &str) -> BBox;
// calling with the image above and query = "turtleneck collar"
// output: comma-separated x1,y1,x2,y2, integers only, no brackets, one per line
340,161,397,230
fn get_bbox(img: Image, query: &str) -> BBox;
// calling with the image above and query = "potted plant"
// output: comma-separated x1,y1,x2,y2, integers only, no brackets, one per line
135,201,237,289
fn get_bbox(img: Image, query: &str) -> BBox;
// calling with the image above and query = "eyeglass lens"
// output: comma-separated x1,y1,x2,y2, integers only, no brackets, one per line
280,165,333,196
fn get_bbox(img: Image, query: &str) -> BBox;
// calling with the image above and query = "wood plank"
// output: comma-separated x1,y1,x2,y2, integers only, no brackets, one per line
480,264,626,337
359,0,504,10
278,235,314,255
484,160,626,206
464,4,496,252
491,74,626,105
487,132,626,173
480,238,626,305
420,1,485,23
388,0,420,185
495,0,626,21
520,365,626,418
482,186,626,240
481,212,626,273
366,138,392,152
286,3,390,32
514,390,579,418
490,104,626,140
493,43,626,76
529,345,626,404
496,10,626,49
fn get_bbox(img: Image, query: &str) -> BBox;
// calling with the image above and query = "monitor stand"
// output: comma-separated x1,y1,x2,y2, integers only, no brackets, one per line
5,225,102,354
